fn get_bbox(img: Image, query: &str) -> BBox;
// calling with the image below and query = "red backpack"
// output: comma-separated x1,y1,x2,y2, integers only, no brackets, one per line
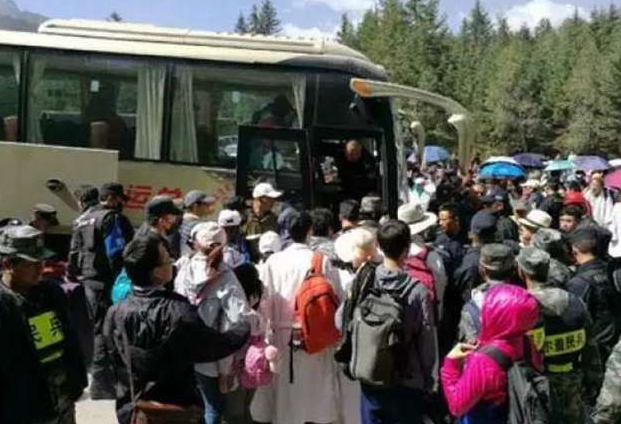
403,247,436,303
293,252,341,354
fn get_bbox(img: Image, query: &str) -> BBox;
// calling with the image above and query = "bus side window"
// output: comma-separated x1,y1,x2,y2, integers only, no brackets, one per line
26,52,164,161
169,65,305,168
0,49,20,141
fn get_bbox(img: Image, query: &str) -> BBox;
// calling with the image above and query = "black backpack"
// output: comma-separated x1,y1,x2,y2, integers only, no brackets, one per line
479,344,557,424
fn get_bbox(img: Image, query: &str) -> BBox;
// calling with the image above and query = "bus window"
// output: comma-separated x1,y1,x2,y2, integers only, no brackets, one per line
0,49,20,141
169,66,306,168
27,53,165,160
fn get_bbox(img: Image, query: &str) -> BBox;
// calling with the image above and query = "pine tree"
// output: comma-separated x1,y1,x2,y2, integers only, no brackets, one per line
108,11,123,22
248,4,261,34
257,0,281,35
235,12,248,34
337,13,358,48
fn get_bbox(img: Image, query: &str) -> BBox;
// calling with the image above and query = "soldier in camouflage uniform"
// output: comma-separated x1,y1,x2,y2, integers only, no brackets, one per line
518,247,603,424
458,244,516,343
532,228,573,288
592,337,621,424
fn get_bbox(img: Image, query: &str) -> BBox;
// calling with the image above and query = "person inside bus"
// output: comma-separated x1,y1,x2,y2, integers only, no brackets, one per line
335,139,378,201
249,94,294,171
83,81,131,157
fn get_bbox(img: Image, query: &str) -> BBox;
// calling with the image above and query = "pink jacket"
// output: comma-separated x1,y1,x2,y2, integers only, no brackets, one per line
441,284,539,418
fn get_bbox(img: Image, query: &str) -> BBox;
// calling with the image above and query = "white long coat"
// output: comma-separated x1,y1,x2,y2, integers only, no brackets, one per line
251,243,342,424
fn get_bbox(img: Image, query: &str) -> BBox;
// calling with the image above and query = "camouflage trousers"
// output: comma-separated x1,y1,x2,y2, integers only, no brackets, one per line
548,371,585,424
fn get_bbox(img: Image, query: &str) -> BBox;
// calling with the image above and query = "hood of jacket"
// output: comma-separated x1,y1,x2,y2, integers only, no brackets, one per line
375,264,418,298
174,253,227,305
479,284,539,346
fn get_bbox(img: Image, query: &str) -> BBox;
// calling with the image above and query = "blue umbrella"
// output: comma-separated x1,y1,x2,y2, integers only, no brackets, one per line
544,159,575,172
423,145,450,163
479,162,526,179
513,153,544,168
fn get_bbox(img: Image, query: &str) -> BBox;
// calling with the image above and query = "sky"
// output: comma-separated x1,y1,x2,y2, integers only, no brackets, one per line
15,0,620,39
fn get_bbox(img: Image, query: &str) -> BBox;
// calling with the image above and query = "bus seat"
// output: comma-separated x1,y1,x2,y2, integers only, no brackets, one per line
3,115,17,141
89,121,110,149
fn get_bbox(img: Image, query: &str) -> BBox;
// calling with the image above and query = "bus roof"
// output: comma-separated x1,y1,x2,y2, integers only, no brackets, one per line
0,19,387,79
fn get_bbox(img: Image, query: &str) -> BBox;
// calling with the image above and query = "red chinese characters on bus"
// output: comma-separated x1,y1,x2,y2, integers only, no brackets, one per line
125,185,153,210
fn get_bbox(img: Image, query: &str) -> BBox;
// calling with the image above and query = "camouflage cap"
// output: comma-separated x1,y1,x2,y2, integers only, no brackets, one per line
517,247,550,281
480,243,515,272
0,225,54,261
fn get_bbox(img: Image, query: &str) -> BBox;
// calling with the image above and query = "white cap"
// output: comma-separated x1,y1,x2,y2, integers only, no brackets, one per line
521,179,541,189
259,231,282,255
253,182,283,199
218,209,242,227
191,222,226,249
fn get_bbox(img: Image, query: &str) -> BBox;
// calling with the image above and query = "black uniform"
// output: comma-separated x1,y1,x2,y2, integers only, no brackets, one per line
71,204,134,399
0,281,87,424
566,258,620,362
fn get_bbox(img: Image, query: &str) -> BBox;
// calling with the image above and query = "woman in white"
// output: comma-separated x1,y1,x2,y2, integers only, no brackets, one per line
608,192,621,262
250,212,341,424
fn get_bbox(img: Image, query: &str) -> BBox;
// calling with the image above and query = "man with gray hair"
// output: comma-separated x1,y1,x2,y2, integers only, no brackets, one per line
517,247,603,422
458,243,516,343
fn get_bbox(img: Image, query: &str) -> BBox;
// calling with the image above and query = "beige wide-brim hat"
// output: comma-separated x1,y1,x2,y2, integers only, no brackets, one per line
397,202,438,235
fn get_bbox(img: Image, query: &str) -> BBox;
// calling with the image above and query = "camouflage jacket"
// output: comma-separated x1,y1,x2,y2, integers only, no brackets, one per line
593,337,621,424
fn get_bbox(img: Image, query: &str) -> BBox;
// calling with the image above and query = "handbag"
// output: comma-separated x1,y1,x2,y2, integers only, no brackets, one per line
117,312,204,424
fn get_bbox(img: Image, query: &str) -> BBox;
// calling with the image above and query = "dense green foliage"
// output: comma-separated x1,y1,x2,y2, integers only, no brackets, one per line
338,1,621,156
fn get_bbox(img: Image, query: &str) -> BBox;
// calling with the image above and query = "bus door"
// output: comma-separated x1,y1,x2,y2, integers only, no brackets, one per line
309,126,385,212
236,126,312,206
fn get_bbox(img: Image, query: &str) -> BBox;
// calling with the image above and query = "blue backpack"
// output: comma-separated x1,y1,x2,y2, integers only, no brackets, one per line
111,269,133,304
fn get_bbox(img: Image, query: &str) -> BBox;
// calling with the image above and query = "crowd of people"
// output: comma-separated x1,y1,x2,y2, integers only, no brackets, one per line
2,159,621,424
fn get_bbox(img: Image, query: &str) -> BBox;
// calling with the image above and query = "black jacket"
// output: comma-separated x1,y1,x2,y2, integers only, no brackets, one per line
566,259,620,361
104,287,250,424
0,281,87,424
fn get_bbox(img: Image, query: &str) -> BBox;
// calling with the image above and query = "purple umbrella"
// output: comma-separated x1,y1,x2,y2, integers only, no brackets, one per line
605,169,621,189
512,153,544,168
573,156,610,172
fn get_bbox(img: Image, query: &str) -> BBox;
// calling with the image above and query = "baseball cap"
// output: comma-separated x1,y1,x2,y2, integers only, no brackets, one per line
259,231,282,255
100,182,128,201
183,190,216,208
470,211,497,237
146,196,182,218
191,222,227,249
481,189,508,204
517,247,550,281
218,209,242,227
480,243,515,272
252,183,283,199
33,204,59,226
0,225,54,261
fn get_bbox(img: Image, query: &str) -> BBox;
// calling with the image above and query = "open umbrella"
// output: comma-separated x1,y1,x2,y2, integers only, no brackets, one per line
573,156,609,172
423,145,450,163
483,156,521,166
605,169,621,189
609,158,621,169
479,162,526,179
544,159,575,172
513,153,544,168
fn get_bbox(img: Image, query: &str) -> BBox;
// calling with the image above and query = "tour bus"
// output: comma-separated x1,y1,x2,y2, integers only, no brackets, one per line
0,19,477,253
0,19,415,243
